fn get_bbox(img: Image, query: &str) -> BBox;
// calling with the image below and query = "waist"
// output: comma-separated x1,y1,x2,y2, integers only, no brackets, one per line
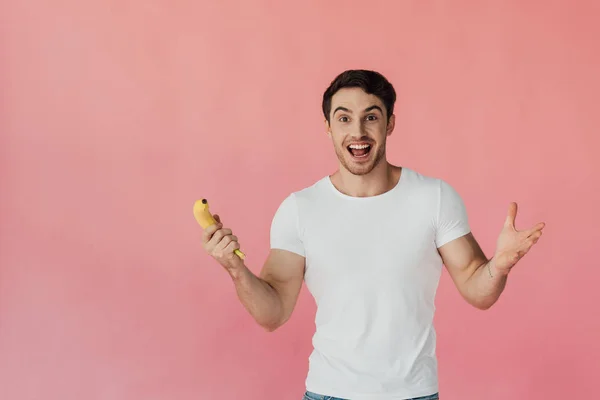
306,334,439,399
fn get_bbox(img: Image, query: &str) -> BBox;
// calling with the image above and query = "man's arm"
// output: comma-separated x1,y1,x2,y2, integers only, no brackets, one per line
438,233,506,310
202,193,308,331
438,202,545,310
227,249,305,331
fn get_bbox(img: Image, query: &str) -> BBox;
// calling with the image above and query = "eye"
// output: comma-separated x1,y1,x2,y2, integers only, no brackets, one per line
338,116,350,123
366,114,378,121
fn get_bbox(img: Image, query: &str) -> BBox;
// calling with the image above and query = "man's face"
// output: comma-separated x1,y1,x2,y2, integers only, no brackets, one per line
326,87,395,176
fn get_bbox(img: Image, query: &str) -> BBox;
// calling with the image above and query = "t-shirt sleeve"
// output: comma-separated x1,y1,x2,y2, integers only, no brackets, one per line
435,179,471,248
270,193,305,257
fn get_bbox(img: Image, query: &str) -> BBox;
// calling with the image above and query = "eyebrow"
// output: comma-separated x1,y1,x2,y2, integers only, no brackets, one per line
364,105,383,114
333,105,383,115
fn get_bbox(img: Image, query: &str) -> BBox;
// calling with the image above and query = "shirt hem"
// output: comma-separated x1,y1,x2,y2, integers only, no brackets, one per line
305,384,439,400
436,227,471,248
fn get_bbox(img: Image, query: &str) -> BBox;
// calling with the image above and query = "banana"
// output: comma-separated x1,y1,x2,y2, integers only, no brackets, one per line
193,199,246,260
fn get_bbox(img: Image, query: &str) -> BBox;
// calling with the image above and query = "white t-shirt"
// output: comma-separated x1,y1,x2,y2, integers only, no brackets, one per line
270,167,471,400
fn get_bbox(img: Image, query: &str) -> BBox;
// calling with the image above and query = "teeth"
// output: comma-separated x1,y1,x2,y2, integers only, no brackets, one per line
349,144,370,149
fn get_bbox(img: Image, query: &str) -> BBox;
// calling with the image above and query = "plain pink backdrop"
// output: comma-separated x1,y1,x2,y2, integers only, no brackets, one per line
1,1,599,399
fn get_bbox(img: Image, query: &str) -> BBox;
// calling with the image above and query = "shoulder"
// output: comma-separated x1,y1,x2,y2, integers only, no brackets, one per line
280,176,329,205
271,176,328,214
404,167,461,190
401,167,445,195
400,167,466,212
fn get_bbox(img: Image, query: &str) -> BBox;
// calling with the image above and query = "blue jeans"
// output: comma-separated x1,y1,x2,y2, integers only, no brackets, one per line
303,391,439,400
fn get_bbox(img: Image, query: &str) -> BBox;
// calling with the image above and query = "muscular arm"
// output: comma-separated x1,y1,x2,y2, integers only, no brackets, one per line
438,233,507,310
204,193,309,332
438,202,544,310
227,249,305,331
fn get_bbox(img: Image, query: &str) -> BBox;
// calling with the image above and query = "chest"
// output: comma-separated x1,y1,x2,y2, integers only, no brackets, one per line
302,202,439,280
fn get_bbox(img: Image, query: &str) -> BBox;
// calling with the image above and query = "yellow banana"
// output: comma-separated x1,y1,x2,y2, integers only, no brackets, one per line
193,198,246,260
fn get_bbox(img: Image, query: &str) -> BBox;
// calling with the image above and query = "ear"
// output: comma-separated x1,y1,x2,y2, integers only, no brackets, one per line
386,114,395,137
324,119,332,138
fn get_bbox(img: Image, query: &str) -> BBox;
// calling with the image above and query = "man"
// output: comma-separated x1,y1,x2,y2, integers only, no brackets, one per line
201,70,545,400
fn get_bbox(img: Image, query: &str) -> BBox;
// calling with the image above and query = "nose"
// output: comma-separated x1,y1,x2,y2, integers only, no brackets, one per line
347,119,368,139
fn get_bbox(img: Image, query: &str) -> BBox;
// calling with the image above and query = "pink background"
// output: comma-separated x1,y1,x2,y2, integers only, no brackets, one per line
1,1,599,399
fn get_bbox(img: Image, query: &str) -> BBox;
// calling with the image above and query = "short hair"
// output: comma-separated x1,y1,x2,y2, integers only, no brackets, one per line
322,69,396,123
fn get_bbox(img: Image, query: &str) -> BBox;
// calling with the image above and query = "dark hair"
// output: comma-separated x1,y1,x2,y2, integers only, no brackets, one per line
322,69,396,123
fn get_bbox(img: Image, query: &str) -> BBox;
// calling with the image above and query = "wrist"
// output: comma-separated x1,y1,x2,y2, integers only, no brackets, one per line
487,258,509,278
227,263,248,281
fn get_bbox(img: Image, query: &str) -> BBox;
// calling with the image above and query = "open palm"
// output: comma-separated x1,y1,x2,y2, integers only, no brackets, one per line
494,202,545,275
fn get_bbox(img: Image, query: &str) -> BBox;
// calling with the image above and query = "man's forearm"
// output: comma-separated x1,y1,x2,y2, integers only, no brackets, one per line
464,258,508,310
227,266,285,331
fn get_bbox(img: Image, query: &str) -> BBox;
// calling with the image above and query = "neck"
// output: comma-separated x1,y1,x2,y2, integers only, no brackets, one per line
330,160,402,198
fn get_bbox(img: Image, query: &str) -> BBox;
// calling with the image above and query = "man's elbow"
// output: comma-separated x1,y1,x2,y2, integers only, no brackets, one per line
259,316,287,332
469,298,496,310
261,322,280,332
460,290,496,310
473,302,493,311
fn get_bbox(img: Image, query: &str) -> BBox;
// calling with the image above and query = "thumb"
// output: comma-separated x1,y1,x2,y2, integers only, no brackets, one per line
213,214,221,224
504,202,517,228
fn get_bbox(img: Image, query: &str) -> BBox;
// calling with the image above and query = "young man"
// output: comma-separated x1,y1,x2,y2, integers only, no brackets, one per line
201,70,545,400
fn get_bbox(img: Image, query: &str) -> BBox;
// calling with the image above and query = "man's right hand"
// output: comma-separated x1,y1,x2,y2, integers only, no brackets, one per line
201,214,244,273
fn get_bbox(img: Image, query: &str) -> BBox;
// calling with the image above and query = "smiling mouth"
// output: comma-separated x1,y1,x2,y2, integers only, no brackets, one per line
347,143,372,158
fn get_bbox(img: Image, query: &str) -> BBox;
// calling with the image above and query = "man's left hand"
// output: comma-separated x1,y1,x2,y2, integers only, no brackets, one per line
492,202,545,276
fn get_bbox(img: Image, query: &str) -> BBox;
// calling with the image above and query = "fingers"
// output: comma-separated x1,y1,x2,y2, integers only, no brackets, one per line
504,202,518,229
518,231,542,254
201,222,223,243
529,230,543,243
205,226,240,257
213,234,240,257
207,228,233,248
213,234,238,250
525,222,546,237
201,214,223,243
222,240,241,257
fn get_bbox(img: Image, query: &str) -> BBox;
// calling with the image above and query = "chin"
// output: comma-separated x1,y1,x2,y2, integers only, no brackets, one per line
340,155,380,175
345,162,375,175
